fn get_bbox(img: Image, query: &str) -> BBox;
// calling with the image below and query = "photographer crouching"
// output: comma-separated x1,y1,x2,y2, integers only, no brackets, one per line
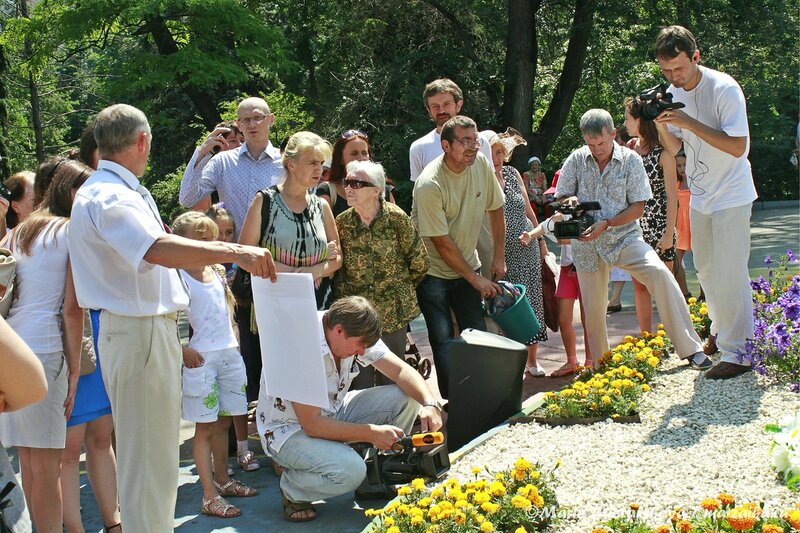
554,109,708,369
256,296,443,523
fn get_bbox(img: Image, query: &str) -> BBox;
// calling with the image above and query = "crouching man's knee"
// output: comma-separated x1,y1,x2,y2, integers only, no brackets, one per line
327,451,367,493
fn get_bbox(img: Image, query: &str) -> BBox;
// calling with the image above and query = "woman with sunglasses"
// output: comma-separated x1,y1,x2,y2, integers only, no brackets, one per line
239,131,342,310
332,160,429,389
317,130,394,217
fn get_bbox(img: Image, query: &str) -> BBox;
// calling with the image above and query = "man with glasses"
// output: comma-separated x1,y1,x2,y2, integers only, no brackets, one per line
409,78,493,182
179,96,282,237
411,115,506,399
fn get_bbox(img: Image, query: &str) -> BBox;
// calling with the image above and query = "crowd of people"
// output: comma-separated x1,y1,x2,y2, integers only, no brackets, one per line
0,25,756,531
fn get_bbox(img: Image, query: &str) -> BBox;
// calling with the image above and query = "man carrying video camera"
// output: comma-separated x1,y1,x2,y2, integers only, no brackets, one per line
653,26,756,379
555,109,707,369
256,296,443,523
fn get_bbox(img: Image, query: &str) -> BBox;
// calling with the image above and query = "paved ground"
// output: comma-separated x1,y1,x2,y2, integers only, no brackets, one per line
55,203,800,532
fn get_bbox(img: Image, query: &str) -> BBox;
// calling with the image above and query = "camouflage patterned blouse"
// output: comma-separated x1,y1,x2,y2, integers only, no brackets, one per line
334,200,430,332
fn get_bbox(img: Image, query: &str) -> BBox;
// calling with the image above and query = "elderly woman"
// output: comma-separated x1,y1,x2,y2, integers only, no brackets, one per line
333,160,429,389
489,128,549,377
2,171,35,232
239,131,342,310
522,156,548,213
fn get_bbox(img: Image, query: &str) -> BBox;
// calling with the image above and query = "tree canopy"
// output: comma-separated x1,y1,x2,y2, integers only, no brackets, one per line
1,0,797,215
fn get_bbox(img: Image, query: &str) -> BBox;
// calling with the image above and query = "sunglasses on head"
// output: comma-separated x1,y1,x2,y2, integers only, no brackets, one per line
343,178,375,190
341,129,368,141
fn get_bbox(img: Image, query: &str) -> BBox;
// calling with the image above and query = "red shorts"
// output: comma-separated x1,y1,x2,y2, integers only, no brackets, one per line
555,264,581,299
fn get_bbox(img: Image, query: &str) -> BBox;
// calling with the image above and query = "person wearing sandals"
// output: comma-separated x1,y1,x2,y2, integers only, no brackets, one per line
172,212,257,518
256,296,443,522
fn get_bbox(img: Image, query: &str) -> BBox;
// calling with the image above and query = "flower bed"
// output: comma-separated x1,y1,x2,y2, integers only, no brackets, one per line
596,495,800,532
365,458,560,533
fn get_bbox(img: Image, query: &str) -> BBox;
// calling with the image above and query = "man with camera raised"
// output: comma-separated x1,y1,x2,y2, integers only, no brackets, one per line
653,25,756,380
555,109,708,369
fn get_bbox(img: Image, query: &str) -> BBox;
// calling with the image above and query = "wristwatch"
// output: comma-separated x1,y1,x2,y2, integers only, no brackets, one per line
423,399,444,412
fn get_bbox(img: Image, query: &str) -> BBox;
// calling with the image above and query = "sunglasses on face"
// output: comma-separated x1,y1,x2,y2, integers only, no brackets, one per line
341,129,369,141
343,178,375,190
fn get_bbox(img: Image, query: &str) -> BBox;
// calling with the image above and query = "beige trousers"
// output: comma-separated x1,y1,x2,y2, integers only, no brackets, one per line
577,240,703,361
97,311,181,533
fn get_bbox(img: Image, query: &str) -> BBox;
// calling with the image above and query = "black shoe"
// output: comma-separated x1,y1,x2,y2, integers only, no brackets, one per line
705,361,752,379
607,304,622,313
686,353,713,370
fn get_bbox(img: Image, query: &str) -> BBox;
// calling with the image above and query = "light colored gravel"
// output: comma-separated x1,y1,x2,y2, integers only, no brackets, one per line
448,356,799,532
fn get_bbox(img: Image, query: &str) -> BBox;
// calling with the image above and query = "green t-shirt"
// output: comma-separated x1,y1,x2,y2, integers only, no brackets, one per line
411,154,504,279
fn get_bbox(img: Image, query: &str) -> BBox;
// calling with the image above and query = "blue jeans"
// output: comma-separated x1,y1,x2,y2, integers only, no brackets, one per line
415,274,487,398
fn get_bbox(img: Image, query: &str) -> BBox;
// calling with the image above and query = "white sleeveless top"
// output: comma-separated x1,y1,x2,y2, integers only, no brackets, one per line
179,269,238,353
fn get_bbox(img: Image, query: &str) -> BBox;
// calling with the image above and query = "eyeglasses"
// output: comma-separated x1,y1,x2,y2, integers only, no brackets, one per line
341,129,368,141
453,137,483,149
237,114,268,126
343,178,375,190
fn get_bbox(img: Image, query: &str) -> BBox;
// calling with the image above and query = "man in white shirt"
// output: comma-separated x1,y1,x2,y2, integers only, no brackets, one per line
408,78,493,181
257,296,442,522
653,26,757,379
69,104,276,532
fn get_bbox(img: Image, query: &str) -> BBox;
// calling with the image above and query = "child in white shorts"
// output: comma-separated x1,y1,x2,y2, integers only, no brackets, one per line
173,212,256,519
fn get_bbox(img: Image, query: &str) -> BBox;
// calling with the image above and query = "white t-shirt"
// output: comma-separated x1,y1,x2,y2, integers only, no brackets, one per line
408,129,494,181
180,269,238,353
7,221,69,354
667,66,757,214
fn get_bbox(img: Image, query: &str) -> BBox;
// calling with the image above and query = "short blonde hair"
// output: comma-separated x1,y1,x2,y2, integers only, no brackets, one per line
171,211,220,241
282,131,333,170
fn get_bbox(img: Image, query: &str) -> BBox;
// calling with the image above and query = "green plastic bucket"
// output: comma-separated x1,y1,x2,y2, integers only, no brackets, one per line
490,284,541,344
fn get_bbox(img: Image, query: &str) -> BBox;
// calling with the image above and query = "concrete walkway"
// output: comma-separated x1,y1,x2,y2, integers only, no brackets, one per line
67,203,797,532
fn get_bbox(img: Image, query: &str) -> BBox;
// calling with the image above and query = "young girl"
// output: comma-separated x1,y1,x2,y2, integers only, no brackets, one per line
673,153,692,299
204,204,261,474
172,212,256,519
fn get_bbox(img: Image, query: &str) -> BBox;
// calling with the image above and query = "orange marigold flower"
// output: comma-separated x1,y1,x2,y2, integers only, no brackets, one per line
655,526,671,533
701,498,721,511
677,519,693,532
718,492,735,506
783,508,800,529
727,506,757,531
630,503,640,511
761,524,783,533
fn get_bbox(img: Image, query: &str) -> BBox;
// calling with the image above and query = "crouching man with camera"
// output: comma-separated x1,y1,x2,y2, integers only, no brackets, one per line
256,296,443,523
555,109,707,368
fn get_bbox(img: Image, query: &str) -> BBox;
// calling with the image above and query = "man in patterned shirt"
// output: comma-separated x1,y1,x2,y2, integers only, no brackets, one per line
256,296,443,522
555,109,708,370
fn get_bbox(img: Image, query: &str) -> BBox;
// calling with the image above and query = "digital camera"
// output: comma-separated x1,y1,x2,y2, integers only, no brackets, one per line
639,83,685,121
550,201,602,239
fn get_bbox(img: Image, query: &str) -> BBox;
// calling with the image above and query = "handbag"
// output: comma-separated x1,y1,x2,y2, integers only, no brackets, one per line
540,251,560,332
0,231,17,319
79,310,97,376
230,187,273,305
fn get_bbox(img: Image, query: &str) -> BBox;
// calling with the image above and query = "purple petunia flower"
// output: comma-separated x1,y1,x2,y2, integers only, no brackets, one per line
784,302,800,321
764,255,772,265
787,249,798,263
790,382,800,393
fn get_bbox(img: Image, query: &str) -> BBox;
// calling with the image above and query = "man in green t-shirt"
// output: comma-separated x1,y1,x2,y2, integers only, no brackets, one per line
411,115,506,398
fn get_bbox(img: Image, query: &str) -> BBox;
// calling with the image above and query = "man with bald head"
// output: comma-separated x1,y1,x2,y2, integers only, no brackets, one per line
179,96,283,236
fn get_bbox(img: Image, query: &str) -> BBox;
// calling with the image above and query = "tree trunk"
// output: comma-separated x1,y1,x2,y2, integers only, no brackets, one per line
503,0,540,168
527,0,596,162
143,16,221,129
0,44,11,179
19,0,45,162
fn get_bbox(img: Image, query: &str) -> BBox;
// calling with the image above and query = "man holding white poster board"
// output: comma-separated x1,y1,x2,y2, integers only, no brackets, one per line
253,295,443,523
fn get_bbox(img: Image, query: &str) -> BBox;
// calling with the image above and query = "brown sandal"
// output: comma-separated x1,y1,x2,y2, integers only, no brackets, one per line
282,491,317,522
550,363,577,378
201,495,241,518
214,479,258,497
271,460,285,477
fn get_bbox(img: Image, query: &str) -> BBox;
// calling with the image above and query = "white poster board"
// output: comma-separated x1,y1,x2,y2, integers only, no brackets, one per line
251,273,329,409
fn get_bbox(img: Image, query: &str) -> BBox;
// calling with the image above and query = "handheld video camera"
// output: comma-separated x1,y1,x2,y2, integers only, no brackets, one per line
0,183,12,202
638,83,685,121
355,432,450,500
550,201,602,239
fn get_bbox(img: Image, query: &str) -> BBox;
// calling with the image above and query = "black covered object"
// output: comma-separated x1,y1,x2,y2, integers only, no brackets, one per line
446,329,527,451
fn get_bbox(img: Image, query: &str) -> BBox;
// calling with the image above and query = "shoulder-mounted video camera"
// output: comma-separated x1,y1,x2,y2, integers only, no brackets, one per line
550,201,602,239
355,432,450,500
638,83,685,121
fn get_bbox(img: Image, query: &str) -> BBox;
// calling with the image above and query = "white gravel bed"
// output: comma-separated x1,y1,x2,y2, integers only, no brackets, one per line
448,356,799,532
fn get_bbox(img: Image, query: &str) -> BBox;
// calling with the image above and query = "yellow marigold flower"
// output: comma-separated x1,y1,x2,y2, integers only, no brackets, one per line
642,384,651,392
430,487,444,499
530,470,540,479
411,515,424,525
439,500,454,511
727,506,757,531
471,466,482,474
657,329,667,337
601,395,612,404
473,491,490,505
611,388,622,396
364,508,375,517
384,516,395,526
655,526,671,533
612,353,623,363
387,527,400,533
547,404,561,413
636,352,647,361
511,495,532,511
397,486,412,496
699,307,708,315
454,511,466,524
560,388,575,397
412,478,426,491
761,524,782,533
623,335,635,342
700,498,720,511
488,481,505,496
647,356,660,367
784,508,800,529
455,499,469,509
677,519,693,532
480,520,494,532
636,340,646,348
481,501,501,514
688,297,697,304
515,458,533,471
494,473,505,481
418,497,432,508
513,469,526,481
630,503,640,511
591,528,610,533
